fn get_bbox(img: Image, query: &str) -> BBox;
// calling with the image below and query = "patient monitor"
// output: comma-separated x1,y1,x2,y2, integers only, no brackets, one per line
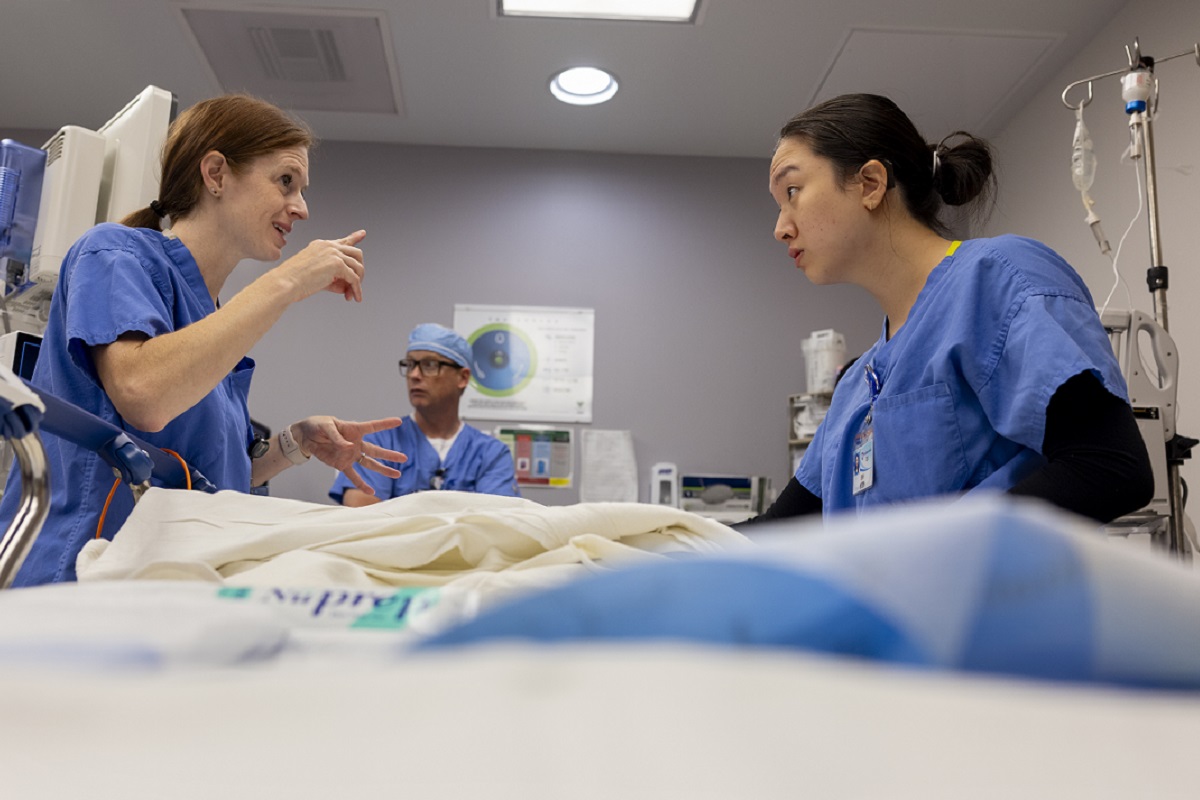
3,86,176,329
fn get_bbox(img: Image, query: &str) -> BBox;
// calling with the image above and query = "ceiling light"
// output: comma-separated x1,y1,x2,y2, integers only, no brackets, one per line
549,67,619,105
500,0,699,23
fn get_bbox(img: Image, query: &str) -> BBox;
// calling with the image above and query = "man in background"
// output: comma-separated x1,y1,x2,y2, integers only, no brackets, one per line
330,323,518,505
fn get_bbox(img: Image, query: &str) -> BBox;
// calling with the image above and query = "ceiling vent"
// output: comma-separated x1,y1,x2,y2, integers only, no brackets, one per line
178,5,403,115
249,26,346,83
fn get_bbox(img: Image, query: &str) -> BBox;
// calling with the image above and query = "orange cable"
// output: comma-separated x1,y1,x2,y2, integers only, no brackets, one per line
95,477,121,539
161,448,192,491
94,448,193,540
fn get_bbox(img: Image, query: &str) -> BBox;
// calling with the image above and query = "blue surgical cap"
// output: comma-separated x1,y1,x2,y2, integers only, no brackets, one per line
407,323,471,368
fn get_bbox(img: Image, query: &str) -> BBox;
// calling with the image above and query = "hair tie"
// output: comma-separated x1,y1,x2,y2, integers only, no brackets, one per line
149,199,166,218
932,132,970,178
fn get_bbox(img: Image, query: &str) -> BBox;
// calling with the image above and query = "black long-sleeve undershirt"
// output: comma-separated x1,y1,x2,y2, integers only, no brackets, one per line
739,371,1155,527
1010,371,1154,521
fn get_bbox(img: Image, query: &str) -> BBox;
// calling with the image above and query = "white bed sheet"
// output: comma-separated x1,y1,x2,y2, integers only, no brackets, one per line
0,643,1197,799
77,488,747,590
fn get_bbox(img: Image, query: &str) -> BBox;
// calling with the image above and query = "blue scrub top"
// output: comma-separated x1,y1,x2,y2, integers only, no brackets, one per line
0,223,256,585
329,416,519,502
796,235,1128,516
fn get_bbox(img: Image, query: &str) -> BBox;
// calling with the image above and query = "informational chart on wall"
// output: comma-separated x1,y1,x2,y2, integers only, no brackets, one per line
496,426,574,488
454,304,594,422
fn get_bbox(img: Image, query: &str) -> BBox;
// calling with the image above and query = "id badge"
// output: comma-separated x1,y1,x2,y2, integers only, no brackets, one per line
852,423,874,495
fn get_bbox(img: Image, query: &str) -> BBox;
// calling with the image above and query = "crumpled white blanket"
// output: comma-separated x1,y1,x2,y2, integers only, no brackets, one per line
77,489,750,598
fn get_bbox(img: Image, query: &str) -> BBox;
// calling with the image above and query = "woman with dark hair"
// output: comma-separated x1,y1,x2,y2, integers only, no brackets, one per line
750,93,1152,524
1,94,406,585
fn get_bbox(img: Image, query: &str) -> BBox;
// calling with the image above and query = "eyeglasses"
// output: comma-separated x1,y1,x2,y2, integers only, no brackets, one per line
399,358,461,377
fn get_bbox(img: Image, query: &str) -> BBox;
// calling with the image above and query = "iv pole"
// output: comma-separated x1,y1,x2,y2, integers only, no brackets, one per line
1062,39,1200,557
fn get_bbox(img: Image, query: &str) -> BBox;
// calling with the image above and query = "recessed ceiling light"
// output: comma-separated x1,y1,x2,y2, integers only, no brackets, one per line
549,67,619,105
500,0,699,23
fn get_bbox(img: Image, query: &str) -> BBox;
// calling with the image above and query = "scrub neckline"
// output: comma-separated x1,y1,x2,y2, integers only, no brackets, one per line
161,233,217,315
876,238,967,359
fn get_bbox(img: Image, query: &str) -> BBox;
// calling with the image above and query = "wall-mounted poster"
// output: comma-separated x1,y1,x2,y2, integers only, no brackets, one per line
454,304,594,422
496,426,573,488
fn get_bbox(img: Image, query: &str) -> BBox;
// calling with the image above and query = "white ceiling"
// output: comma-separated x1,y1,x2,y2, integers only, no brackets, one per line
2,0,1130,159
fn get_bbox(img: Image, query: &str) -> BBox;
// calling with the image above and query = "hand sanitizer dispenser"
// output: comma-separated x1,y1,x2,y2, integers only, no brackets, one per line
650,462,679,507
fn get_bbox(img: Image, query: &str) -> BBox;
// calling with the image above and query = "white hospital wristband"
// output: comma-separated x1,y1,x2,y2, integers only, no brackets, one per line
278,425,310,465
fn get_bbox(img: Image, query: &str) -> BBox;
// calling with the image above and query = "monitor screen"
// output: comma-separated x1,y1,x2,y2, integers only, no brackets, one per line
12,331,41,381
0,331,42,381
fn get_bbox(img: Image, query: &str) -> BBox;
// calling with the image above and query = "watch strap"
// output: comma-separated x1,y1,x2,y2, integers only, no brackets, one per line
278,425,310,465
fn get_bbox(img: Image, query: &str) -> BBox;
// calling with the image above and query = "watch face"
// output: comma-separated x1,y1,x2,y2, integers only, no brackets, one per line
249,436,270,459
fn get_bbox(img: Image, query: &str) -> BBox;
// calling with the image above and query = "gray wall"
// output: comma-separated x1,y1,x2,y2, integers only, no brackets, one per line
220,143,880,505
987,0,1200,504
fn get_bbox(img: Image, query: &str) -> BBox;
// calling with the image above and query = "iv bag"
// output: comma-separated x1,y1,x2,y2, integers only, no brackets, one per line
1071,109,1097,192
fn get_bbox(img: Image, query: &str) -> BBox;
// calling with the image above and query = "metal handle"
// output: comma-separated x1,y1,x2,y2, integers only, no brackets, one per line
0,432,50,589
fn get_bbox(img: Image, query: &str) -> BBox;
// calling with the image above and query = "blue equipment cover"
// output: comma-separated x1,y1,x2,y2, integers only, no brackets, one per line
0,139,46,292
422,496,1200,690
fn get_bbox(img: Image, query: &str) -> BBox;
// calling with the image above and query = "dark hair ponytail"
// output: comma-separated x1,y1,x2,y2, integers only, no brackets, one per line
778,94,995,236
121,205,163,231
931,132,994,208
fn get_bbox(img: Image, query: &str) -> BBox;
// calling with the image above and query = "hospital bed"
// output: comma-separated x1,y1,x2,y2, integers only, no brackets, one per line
2,370,1200,798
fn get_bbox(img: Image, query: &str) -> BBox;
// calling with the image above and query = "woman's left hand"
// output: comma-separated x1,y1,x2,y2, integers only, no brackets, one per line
293,416,406,494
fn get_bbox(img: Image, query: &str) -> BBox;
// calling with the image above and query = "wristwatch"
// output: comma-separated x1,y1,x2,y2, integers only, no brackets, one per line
278,424,311,465
248,436,270,460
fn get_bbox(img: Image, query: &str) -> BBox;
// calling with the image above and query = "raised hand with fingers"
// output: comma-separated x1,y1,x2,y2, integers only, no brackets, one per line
292,415,407,495
275,229,367,303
